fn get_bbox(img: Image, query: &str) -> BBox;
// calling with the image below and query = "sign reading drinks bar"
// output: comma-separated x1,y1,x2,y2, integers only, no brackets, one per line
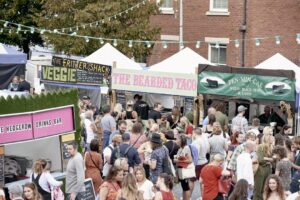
198,71,295,101
0,105,75,145
41,66,106,86
112,68,198,97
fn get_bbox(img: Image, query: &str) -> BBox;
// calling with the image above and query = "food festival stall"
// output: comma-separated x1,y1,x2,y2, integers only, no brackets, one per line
197,64,296,133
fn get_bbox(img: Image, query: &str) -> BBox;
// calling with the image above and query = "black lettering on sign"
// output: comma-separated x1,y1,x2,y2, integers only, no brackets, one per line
52,56,111,75
42,66,76,83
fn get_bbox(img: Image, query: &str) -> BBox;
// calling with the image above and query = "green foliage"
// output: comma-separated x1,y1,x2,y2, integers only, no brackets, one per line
0,0,44,53
39,0,160,62
0,89,82,151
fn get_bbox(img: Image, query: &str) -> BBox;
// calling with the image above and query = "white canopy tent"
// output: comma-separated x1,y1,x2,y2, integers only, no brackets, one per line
82,43,142,70
148,47,214,73
0,43,27,64
255,53,300,93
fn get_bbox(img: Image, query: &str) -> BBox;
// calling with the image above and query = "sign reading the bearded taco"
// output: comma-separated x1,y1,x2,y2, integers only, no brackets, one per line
198,71,295,101
112,68,197,97
41,66,106,86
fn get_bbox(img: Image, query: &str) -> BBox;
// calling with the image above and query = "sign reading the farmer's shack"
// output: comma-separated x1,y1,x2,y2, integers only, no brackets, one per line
198,71,295,101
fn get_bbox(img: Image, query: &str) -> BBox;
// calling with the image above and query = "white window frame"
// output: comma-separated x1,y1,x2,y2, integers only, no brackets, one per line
209,0,228,13
208,43,227,65
157,0,174,14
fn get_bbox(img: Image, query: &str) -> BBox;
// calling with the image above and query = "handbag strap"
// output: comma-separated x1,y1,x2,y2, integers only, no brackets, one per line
132,133,143,147
89,152,100,172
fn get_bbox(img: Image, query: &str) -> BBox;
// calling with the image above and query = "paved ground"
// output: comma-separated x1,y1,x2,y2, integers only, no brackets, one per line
173,180,201,200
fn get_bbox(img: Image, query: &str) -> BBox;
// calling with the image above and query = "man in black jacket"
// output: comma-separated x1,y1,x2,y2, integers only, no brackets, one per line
17,75,30,92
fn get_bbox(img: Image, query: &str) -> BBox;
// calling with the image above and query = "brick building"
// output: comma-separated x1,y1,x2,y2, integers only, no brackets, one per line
149,0,300,67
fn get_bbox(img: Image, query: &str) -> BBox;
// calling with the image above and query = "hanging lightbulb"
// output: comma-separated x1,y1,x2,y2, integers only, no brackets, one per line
146,41,151,48
76,26,79,31
69,28,72,32
53,29,58,33
99,38,104,44
162,41,168,49
195,41,201,49
9,29,12,34
17,25,21,32
113,39,118,46
30,27,34,34
255,38,260,46
275,36,280,45
180,42,184,49
215,42,220,49
85,36,89,43
89,23,93,27
3,21,8,27
128,40,133,48
296,33,300,44
61,28,64,33
235,39,240,48
0,28,3,33
40,29,46,34
70,32,77,36
114,15,117,19
54,13,58,18
96,21,99,26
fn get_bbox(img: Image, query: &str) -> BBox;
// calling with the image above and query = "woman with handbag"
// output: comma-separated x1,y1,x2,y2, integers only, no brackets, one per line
200,154,231,200
85,139,103,194
174,134,195,200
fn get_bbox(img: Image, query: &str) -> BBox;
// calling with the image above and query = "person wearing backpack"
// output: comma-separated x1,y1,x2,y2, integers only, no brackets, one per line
110,133,141,173
174,134,195,200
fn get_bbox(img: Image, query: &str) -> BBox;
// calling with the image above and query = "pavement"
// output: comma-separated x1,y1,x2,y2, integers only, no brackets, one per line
173,180,202,200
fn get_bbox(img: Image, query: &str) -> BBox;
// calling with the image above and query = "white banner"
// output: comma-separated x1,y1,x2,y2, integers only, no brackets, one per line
112,68,197,97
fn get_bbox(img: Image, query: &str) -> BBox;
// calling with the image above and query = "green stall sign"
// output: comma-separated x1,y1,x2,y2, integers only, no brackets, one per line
198,71,295,101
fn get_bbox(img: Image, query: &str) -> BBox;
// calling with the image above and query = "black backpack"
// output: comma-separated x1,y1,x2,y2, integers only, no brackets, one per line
110,145,132,165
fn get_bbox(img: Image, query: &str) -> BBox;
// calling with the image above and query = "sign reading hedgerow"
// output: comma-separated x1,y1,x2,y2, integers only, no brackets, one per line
198,71,295,101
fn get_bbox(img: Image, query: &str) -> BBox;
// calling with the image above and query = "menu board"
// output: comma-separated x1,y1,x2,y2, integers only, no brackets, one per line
117,91,127,109
184,98,194,114
76,70,104,85
82,178,95,200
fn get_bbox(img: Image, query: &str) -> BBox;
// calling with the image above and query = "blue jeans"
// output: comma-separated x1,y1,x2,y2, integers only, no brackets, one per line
102,130,111,151
290,170,300,193
66,192,84,200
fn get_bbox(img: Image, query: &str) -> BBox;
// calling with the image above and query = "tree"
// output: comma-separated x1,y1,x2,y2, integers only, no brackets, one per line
0,0,44,54
38,0,160,62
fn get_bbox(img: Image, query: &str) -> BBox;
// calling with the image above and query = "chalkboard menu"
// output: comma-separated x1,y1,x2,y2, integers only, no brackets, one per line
117,91,127,109
82,178,95,200
184,98,194,114
76,70,104,85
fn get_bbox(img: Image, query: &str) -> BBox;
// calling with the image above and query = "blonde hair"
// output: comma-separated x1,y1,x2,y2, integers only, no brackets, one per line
260,134,274,156
263,126,273,136
114,158,128,170
134,166,146,182
125,120,133,132
121,174,140,200
114,103,123,113
180,116,191,125
33,159,47,174
212,154,225,163
150,123,159,133
85,110,93,120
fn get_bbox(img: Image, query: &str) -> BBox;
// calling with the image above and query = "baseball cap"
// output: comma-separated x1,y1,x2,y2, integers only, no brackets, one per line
238,105,247,113
82,96,90,100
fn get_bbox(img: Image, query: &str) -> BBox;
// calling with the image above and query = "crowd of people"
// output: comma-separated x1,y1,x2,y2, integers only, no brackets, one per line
1,95,299,200
7,75,31,92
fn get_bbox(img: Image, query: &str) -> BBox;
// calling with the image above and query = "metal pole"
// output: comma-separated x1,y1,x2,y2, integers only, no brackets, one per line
179,0,183,50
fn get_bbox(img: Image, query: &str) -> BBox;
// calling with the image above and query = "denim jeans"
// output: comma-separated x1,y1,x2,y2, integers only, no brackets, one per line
66,192,84,200
102,130,111,151
290,170,300,193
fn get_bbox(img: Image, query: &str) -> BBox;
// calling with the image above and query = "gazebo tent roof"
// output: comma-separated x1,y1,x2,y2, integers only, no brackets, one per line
148,47,214,74
82,43,142,70
0,43,27,64
255,53,300,93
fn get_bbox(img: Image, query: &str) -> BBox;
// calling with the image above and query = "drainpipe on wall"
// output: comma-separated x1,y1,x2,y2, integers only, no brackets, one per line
240,0,247,67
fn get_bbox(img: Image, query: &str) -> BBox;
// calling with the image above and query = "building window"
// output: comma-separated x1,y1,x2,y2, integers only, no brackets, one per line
210,0,228,12
209,43,227,65
157,0,174,14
